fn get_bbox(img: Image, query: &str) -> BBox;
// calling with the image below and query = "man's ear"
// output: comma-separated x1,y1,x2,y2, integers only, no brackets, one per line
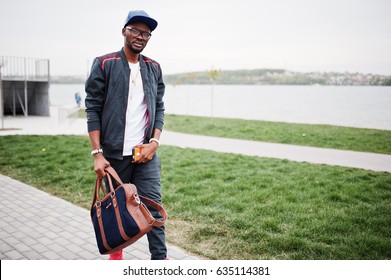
122,28,126,36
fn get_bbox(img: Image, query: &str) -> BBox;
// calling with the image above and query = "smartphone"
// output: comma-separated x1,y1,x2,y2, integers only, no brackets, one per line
132,147,142,161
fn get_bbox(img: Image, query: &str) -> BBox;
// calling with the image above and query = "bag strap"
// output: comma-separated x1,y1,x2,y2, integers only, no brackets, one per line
91,167,120,209
105,166,124,186
92,167,167,227
91,178,106,209
139,195,168,227
105,167,167,226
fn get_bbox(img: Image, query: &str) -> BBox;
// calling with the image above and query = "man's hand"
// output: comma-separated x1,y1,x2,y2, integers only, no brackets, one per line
132,142,158,164
94,153,111,178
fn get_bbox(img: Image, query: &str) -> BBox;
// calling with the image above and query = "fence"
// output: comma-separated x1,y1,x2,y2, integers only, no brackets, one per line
0,56,50,119
0,56,50,82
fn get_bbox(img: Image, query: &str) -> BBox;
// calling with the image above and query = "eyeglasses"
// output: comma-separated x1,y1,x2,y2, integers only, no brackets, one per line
125,27,152,40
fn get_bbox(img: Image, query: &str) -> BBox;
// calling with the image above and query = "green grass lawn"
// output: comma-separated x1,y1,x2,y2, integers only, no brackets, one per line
79,110,391,154
164,114,391,154
1,135,390,259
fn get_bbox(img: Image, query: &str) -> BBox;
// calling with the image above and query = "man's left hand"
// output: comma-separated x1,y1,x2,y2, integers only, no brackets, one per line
132,142,158,164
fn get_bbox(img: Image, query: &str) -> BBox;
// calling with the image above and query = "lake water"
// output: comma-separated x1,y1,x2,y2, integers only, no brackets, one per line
49,84,391,131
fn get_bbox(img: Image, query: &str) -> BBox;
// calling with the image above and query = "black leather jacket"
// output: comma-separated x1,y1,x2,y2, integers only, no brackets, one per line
85,49,165,160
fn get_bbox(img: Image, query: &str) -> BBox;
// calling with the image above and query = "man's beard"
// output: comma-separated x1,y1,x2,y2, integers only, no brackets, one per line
127,43,144,54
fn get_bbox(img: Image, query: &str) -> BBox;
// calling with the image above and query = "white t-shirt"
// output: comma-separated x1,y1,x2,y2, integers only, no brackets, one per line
123,62,149,156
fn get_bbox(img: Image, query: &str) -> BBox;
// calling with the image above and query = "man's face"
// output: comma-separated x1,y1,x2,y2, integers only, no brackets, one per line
122,22,151,54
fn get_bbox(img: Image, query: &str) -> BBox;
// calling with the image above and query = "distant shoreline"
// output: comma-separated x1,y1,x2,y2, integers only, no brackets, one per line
50,69,391,86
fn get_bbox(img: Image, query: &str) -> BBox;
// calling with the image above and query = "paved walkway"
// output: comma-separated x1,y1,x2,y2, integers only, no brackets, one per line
162,131,391,173
0,174,202,260
1,108,390,260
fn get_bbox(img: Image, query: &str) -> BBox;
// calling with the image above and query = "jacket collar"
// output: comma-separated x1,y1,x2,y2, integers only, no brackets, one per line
119,48,146,70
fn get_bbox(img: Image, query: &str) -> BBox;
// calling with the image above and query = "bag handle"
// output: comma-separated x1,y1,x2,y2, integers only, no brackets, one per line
105,167,168,227
105,166,124,186
92,167,167,227
91,178,104,208
139,195,168,227
91,168,119,208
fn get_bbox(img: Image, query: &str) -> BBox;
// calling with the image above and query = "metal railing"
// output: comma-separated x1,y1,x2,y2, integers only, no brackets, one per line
0,56,50,82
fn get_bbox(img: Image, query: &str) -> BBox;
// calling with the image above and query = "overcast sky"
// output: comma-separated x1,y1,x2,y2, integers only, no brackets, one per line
1,0,390,76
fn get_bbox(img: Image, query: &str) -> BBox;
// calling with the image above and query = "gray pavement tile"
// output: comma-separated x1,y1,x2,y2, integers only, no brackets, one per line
181,256,201,260
0,174,205,260
42,251,62,260
67,220,85,228
83,243,100,253
127,250,150,260
74,231,92,240
47,243,67,253
0,242,13,253
47,211,64,219
71,238,91,247
30,243,50,254
130,245,150,255
58,230,78,240
0,230,11,240
23,220,38,228
77,250,101,260
14,216,31,224
46,225,63,234
1,225,19,235
4,250,24,260
20,236,39,247
3,236,19,246
35,236,54,246
42,215,60,223
22,250,42,260
51,237,72,247
166,249,188,259
14,224,34,234
64,243,87,254
12,243,32,253
23,230,42,239
37,220,56,229
33,226,54,235
57,250,82,260
6,220,23,230
12,231,28,240
79,227,97,236
2,214,16,223
43,231,60,240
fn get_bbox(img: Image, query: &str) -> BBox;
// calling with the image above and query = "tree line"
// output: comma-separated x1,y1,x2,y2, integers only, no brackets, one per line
164,69,391,86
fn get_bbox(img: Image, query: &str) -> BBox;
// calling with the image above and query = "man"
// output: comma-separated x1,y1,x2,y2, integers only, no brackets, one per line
85,10,166,260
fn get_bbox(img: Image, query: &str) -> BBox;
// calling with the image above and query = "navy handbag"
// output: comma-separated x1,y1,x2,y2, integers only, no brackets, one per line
90,167,167,255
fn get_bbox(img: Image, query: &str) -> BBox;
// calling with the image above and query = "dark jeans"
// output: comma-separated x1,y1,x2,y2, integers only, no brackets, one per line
106,154,167,260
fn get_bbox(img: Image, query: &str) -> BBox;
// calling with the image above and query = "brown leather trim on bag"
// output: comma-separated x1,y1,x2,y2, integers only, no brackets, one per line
91,178,106,210
139,195,167,227
106,174,131,242
112,193,131,241
97,205,112,252
105,166,124,185
139,203,156,225
123,184,153,235
106,166,167,226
